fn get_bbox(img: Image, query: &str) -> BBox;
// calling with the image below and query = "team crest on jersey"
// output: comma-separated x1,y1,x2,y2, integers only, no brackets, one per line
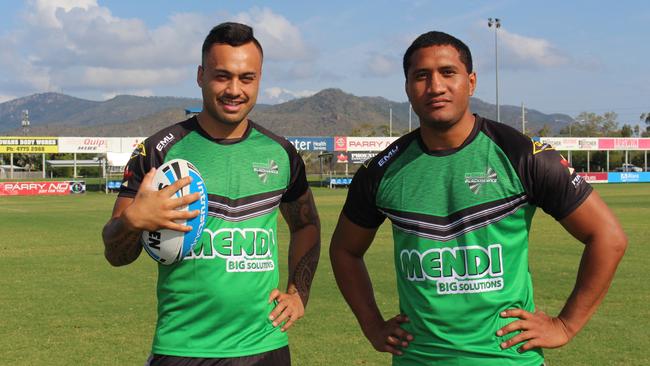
532,140,554,155
465,167,498,194
253,160,279,183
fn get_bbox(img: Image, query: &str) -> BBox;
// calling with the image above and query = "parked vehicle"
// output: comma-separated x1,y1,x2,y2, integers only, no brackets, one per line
614,163,643,172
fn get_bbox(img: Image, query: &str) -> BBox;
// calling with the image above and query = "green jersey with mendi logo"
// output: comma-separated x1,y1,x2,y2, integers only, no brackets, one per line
343,115,592,366
120,117,308,358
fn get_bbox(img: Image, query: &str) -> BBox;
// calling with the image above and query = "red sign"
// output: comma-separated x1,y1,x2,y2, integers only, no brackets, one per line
0,181,86,196
579,173,608,184
334,136,347,151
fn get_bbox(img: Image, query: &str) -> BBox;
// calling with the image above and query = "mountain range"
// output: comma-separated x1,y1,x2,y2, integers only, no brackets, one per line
0,89,572,137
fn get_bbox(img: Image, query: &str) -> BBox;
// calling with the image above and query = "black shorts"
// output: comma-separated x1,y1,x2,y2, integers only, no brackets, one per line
145,346,291,366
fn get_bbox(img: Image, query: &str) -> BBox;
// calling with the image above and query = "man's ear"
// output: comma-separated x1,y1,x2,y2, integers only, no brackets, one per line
468,72,476,96
197,65,204,88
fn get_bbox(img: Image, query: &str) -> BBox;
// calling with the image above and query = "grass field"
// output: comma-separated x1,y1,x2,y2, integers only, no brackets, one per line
1,184,648,365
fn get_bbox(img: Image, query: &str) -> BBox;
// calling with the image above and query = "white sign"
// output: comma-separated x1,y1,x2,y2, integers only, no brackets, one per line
346,137,397,151
58,137,121,153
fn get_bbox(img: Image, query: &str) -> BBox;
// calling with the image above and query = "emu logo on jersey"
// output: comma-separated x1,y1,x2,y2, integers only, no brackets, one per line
465,167,498,194
253,160,279,183
378,146,399,167
399,244,504,295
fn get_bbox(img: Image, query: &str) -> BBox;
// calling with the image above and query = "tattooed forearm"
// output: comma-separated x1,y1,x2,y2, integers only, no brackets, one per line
290,242,320,306
280,190,320,232
282,189,321,307
102,218,143,266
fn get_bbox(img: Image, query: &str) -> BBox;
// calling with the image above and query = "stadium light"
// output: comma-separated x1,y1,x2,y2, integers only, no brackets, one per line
488,18,501,122
21,109,30,135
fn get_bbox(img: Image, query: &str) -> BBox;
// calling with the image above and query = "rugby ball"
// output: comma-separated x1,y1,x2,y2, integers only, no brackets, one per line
141,159,208,265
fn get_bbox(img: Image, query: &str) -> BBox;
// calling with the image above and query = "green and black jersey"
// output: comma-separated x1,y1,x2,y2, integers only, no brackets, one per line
119,117,308,358
343,115,592,366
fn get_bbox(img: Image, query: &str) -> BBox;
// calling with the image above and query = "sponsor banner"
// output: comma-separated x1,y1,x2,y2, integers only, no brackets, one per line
577,138,599,150
539,137,650,151
346,137,397,151
349,152,376,164
286,137,333,151
608,172,650,183
0,181,86,196
334,136,347,151
539,137,575,150
598,138,650,150
58,137,121,153
0,137,58,153
579,172,608,184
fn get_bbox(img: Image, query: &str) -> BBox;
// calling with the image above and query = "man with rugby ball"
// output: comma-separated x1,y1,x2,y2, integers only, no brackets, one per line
102,22,320,366
330,31,627,365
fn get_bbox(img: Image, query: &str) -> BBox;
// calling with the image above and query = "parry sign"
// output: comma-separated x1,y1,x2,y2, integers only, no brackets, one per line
0,181,86,196
0,137,58,153
346,137,397,151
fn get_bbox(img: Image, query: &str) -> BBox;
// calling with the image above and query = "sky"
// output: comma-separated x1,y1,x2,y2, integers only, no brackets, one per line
1,0,649,126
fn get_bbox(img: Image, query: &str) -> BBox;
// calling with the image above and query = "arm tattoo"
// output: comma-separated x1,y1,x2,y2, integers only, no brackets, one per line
281,192,320,232
282,191,321,307
291,243,320,306
102,218,143,266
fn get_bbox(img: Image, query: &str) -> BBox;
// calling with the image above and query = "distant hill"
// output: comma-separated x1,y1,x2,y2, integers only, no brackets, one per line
0,92,202,133
0,89,572,137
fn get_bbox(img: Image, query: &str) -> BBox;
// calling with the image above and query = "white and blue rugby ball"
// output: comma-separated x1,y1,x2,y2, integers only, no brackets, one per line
141,159,208,265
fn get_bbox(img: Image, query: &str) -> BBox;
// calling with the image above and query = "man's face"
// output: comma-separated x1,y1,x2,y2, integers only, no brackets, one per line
405,45,476,129
197,42,262,126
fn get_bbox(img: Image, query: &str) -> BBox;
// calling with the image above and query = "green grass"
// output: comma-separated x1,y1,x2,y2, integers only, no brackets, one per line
0,184,648,365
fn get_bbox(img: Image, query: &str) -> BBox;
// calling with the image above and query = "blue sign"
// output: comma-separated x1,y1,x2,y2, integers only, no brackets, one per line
286,137,333,151
608,172,650,183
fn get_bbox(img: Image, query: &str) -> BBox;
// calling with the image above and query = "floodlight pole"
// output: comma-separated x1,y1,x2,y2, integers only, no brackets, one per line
488,18,501,122
389,105,393,137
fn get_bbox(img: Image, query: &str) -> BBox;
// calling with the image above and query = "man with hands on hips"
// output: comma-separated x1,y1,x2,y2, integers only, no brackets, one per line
330,30,627,365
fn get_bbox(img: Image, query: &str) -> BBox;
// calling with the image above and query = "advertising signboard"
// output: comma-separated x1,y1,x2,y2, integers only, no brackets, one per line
579,172,608,184
0,181,86,196
608,172,650,183
58,137,121,153
346,137,397,151
286,137,333,151
349,152,377,164
0,137,58,153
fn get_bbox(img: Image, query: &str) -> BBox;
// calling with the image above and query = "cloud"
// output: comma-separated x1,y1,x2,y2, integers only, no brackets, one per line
499,30,569,68
261,87,315,104
233,7,311,61
1,2,310,99
363,53,399,77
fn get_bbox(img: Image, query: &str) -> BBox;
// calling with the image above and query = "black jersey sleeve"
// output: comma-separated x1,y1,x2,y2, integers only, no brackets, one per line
526,144,593,220
118,140,154,198
342,163,387,228
280,140,309,202
117,119,194,198
480,117,592,221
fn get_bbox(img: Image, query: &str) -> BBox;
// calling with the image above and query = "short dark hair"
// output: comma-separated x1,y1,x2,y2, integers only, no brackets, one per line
201,22,263,64
403,31,473,78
